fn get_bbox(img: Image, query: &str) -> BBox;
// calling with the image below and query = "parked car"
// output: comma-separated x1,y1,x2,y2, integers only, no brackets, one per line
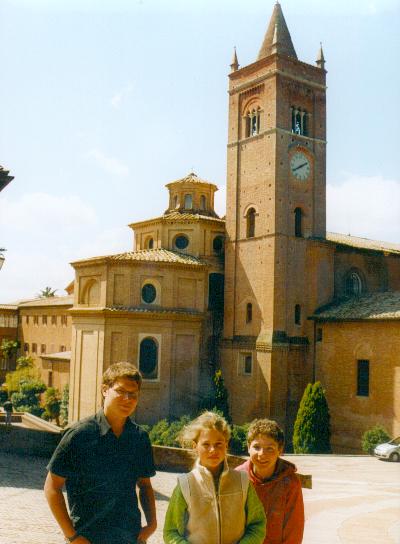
374,437,400,461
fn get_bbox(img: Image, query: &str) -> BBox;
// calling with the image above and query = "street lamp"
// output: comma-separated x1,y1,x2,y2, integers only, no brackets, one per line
0,249,5,271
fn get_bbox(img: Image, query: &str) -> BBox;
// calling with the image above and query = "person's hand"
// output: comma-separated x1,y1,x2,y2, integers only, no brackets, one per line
137,522,157,543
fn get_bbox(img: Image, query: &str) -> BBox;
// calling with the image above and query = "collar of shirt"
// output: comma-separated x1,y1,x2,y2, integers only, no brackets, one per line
95,409,137,437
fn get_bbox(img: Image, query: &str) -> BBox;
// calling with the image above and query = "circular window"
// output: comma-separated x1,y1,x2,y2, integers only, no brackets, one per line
175,235,189,250
213,236,224,253
139,338,158,379
142,283,156,304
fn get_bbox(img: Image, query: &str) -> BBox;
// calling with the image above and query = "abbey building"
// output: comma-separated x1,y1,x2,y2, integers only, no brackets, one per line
3,3,399,452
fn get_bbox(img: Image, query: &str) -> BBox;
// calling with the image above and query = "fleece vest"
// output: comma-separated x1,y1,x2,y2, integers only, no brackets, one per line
178,461,249,544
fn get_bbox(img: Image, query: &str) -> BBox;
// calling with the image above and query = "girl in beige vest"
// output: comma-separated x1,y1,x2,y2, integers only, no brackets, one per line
163,411,266,544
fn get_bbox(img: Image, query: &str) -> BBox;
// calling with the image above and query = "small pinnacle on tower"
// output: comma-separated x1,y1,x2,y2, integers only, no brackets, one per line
230,47,239,72
316,42,326,70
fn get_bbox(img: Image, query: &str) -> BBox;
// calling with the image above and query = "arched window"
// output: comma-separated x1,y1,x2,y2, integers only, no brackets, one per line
213,235,224,254
246,303,253,323
200,195,206,211
346,271,363,296
246,108,261,137
146,237,154,249
184,194,193,209
295,304,301,325
139,337,158,379
291,107,308,136
294,208,302,237
246,208,256,238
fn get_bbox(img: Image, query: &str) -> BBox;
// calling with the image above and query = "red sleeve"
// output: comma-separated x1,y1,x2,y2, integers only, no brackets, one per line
282,476,304,544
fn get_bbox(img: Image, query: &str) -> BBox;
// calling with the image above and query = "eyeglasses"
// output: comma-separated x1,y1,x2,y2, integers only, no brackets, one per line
112,387,139,400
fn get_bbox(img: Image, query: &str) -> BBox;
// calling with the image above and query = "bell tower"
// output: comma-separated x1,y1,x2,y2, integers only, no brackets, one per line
221,2,329,431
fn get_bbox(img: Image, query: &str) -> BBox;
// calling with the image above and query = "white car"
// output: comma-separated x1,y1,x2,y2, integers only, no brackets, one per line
374,437,400,461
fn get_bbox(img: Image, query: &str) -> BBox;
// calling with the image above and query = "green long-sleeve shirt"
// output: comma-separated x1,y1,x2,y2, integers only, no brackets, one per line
163,479,266,544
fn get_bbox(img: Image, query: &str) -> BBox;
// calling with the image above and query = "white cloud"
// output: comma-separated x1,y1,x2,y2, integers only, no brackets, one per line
111,84,134,109
327,174,400,244
0,193,97,234
86,148,129,177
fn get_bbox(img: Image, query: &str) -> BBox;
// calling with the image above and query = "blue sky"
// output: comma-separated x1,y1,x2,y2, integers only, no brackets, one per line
1,0,399,300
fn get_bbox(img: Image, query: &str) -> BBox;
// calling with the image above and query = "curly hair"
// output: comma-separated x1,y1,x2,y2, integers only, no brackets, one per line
247,418,285,448
102,362,142,389
180,411,231,447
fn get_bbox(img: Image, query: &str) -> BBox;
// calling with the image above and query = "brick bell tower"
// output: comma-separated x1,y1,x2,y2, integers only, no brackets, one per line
221,2,330,433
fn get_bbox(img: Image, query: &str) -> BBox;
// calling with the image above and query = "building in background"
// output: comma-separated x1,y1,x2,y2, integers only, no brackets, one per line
1,3,399,452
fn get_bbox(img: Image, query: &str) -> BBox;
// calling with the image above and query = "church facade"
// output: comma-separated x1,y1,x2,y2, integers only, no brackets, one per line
65,3,399,452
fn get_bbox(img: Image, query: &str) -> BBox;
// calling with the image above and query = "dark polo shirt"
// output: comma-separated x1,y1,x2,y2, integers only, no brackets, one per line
47,410,155,544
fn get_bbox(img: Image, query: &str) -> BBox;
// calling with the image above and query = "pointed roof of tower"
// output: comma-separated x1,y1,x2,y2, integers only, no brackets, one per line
230,46,239,72
316,42,326,70
257,2,297,60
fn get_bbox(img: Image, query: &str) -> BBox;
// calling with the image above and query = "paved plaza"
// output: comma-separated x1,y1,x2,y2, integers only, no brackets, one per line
0,451,399,544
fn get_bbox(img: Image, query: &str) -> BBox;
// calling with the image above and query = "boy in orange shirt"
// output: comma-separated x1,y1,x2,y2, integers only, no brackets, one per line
236,419,304,544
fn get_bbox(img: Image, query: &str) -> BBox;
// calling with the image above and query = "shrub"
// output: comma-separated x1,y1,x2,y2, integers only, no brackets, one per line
361,425,391,454
60,384,69,427
149,415,191,447
293,382,331,454
213,369,231,422
0,388,8,404
42,387,61,425
229,423,250,455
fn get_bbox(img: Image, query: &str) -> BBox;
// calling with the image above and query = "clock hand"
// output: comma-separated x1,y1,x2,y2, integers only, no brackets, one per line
292,162,308,172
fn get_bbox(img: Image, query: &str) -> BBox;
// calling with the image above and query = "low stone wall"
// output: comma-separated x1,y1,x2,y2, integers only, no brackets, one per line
0,425,61,457
153,445,312,489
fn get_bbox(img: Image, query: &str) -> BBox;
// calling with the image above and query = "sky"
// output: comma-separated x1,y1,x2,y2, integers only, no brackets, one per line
0,0,399,301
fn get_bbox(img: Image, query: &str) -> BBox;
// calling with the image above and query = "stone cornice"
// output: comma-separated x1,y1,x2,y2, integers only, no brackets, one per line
70,307,204,321
227,127,326,148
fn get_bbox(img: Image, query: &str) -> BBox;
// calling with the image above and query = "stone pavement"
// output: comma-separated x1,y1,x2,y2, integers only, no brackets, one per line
0,452,399,544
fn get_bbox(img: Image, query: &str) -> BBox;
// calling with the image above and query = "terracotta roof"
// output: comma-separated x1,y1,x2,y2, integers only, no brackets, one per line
129,210,224,228
107,305,202,316
312,291,400,321
326,232,400,255
18,296,74,308
165,172,218,190
41,351,71,361
72,249,208,267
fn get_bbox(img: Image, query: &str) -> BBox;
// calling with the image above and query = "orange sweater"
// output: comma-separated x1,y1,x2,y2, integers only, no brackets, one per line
235,458,304,544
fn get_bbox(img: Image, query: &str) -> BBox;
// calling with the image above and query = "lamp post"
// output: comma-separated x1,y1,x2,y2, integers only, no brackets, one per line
0,248,5,271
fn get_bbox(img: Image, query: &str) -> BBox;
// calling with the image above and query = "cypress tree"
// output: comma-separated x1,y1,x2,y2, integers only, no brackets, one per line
293,381,331,453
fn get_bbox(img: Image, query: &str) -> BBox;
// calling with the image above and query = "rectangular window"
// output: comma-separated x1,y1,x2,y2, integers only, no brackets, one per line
32,343,37,354
48,370,53,388
61,315,68,326
238,353,253,375
41,344,46,354
26,315,30,324
24,343,29,352
51,315,57,326
60,345,66,352
42,315,47,325
357,360,369,397
33,316,39,326
316,328,323,342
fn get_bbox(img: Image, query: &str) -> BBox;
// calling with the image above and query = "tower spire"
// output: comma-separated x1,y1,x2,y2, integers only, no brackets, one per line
257,2,297,60
230,46,239,72
316,42,326,70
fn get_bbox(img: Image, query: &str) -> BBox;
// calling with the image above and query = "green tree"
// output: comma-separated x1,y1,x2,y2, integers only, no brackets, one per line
10,378,46,417
1,339,20,369
16,355,34,369
60,383,69,427
361,425,391,454
42,387,61,425
5,356,39,395
213,369,231,422
38,286,57,298
293,382,331,454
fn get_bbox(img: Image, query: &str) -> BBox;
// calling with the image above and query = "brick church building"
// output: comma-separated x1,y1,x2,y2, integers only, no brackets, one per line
6,3,398,452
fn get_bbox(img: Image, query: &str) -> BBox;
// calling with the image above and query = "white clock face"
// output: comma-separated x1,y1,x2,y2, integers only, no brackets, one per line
290,152,311,181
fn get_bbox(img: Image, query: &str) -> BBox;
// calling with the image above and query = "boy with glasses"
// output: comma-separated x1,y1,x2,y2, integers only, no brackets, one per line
44,362,157,544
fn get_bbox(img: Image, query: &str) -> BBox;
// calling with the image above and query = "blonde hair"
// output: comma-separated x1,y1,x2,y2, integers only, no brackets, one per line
180,411,231,447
